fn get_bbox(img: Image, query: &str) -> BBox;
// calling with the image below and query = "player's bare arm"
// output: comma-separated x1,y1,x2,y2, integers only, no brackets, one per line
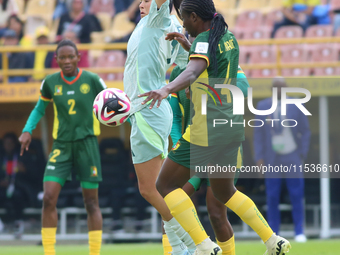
139,58,207,108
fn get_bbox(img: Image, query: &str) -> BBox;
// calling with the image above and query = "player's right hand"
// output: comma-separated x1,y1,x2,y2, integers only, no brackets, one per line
19,132,32,156
165,32,191,52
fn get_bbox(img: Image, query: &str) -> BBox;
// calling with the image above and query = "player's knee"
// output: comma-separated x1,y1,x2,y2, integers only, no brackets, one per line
42,192,57,210
208,210,226,229
83,197,99,214
138,184,156,202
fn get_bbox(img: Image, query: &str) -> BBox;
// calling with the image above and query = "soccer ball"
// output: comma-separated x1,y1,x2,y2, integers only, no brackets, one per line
93,88,131,127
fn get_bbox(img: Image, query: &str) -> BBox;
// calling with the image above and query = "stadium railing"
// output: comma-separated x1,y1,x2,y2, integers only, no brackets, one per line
1,37,340,84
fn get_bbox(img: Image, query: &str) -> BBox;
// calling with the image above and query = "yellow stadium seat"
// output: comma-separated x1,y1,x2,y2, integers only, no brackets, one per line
110,11,136,40
25,0,56,18
219,9,237,30
214,0,237,12
237,0,267,12
262,0,284,13
14,0,25,16
96,12,112,32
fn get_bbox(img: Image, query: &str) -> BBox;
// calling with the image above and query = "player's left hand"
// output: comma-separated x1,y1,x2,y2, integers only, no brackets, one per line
139,88,170,109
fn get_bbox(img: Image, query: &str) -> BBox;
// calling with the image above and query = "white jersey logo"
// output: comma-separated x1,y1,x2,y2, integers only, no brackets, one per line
195,42,209,54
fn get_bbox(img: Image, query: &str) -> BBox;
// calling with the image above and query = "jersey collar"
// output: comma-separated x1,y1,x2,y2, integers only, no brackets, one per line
61,69,83,85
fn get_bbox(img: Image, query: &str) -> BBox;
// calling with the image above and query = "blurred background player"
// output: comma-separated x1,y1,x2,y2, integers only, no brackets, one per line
254,76,311,243
124,0,195,254
19,39,107,255
141,0,291,254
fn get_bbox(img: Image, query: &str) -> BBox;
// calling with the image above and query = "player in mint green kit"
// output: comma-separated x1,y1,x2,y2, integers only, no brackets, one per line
169,64,248,254
123,1,196,254
19,40,106,255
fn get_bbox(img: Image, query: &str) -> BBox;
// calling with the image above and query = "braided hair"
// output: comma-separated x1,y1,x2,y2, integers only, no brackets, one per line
174,0,228,75
56,39,79,55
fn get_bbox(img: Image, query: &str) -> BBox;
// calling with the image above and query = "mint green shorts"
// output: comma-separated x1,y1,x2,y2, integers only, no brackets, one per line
129,101,173,164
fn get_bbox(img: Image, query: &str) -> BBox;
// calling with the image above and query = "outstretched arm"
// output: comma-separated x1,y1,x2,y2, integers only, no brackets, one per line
139,58,207,109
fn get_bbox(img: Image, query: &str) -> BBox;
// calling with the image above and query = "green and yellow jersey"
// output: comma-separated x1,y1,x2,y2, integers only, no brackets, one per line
39,69,107,141
170,65,249,145
183,30,244,146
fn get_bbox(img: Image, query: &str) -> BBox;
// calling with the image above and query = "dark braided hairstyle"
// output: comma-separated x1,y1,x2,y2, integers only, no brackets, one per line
56,39,79,55
174,0,228,75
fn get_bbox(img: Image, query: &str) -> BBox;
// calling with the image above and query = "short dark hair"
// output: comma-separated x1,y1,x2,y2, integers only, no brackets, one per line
169,0,173,13
3,132,18,143
56,39,79,55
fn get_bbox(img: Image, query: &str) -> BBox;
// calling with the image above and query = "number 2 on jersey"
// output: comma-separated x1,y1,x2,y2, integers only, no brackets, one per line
68,99,76,115
49,149,61,163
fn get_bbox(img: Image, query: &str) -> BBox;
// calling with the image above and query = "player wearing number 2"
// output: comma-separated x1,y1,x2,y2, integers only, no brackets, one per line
19,39,107,255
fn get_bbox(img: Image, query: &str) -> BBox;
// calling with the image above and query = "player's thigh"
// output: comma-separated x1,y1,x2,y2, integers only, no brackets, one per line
74,136,102,183
44,141,73,185
134,155,163,190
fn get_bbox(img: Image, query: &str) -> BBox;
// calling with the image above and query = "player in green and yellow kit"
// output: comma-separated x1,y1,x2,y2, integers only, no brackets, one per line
140,0,291,254
169,65,248,255
19,40,106,255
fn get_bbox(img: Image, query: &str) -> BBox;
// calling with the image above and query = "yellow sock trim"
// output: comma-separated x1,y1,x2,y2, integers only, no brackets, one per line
217,236,235,255
162,234,172,255
226,191,273,242
164,188,208,245
89,230,102,255
42,228,57,255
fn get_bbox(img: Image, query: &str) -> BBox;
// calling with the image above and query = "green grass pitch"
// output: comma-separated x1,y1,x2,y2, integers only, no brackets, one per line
1,239,340,255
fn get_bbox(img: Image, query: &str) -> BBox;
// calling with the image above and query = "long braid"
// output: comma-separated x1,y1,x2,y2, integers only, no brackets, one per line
176,0,228,75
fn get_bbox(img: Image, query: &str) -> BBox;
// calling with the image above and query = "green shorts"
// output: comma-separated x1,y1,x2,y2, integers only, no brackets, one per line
169,137,243,179
44,136,102,185
188,143,243,192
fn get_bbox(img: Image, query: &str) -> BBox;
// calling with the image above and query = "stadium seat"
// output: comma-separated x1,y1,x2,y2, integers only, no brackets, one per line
311,44,338,62
281,68,311,77
237,0,267,12
24,0,55,20
89,0,115,16
330,0,340,11
249,45,277,78
279,44,311,77
274,26,303,38
14,0,25,16
239,46,251,64
242,27,271,39
214,0,237,12
311,44,339,76
235,10,263,29
110,11,136,40
99,138,130,196
251,68,278,78
305,25,334,37
249,45,277,64
24,16,49,37
96,12,112,32
313,67,340,76
264,10,284,27
221,10,237,29
95,50,126,80
264,0,284,11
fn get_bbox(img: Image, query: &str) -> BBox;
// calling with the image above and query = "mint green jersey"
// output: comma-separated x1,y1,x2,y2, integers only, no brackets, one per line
124,0,189,114
40,69,107,141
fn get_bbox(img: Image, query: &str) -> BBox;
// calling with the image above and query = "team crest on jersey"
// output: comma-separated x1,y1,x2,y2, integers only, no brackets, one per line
54,85,63,95
91,166,98,177
172,141,181,151
80,83,90,94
